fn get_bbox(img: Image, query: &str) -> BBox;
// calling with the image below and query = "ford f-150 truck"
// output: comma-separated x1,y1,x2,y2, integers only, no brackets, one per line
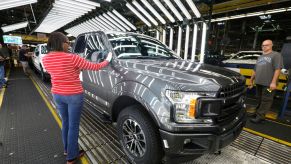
72,31,247,164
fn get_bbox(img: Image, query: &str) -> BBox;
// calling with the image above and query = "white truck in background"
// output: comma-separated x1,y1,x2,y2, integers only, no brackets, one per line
32,43,49,81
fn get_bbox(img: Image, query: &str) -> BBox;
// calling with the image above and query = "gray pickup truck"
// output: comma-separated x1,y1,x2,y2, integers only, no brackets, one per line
73,31,247,164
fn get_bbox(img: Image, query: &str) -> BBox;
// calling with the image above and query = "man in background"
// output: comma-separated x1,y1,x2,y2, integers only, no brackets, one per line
249,39,283,123
0,43,9,88
19,45,30,76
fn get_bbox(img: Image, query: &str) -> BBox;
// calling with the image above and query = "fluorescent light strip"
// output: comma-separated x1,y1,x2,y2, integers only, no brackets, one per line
35,0,99,33
1,21,28,33
186,0,201,18
200,22,207,64
92,18,106,30
191,24,198,62
156,30,160,40
96,16,113,30
132,0,158,26
89,19,103,31
265,8,286,14
103,13,126,32
162,29,166,44
72,0,101,7
141,0,166,24
126,3,151,27
169,27,173,49
58,0,98,9
99,15,116,30
212,8,290,22
54,2,91,11
177,26,182,56
113,9,137,30
85,21,97,31
184,25,190,60
163,0,183,21
0,0,37,10
107,11,131,31
174,0,191,20
153,0,175,23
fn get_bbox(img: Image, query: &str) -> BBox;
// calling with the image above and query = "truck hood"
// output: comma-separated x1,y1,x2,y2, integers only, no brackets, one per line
114,59,244,91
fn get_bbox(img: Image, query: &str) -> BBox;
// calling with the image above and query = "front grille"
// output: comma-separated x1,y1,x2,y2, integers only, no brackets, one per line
216,82,245,124
219,82,245,98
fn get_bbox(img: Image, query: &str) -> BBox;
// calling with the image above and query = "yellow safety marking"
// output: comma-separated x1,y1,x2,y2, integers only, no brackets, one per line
266,119,291,128
30,76,89,164
243,127,291,147
30,76,62,128
0,69,10,108
265,112,277,120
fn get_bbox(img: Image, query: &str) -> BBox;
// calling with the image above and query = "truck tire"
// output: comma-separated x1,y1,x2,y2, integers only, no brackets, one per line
117,105,163,164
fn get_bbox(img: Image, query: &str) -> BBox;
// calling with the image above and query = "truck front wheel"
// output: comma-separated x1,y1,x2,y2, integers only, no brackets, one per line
117,105,163,164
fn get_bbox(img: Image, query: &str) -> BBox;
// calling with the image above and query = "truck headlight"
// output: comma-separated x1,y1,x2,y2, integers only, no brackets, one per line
165,90,216,123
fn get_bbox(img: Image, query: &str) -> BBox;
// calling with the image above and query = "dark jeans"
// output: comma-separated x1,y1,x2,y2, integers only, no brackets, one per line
52,93,84,160
255,84,275,118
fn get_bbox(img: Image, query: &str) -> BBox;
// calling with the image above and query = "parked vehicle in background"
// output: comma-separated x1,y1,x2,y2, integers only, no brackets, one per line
222,51,287,90
31,43,50,81
222,51,262,71
73,31,247,163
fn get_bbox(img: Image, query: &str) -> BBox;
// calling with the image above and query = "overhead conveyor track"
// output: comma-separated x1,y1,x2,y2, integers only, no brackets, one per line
29,71,291,164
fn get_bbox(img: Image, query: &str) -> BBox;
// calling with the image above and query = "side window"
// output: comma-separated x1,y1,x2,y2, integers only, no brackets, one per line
41,46,47,54
85,34,107,63
74,35,86,58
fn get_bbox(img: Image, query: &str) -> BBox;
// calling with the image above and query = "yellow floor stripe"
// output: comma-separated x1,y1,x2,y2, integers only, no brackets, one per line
30,76,89,164
243,127,291,147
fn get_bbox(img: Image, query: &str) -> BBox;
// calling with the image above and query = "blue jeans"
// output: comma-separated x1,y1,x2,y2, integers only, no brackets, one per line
0,65,6,87
52,93,84,160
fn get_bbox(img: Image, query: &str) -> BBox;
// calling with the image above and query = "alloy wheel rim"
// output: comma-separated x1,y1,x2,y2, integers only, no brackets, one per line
122,118,146,157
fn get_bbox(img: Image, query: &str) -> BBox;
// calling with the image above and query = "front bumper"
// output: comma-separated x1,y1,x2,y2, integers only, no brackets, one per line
159,114,246,157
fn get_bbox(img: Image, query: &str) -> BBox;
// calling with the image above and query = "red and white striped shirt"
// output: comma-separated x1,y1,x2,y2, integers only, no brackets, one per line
42,52,109,95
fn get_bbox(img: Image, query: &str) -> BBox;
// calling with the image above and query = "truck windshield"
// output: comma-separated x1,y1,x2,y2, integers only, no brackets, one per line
107,33,179,59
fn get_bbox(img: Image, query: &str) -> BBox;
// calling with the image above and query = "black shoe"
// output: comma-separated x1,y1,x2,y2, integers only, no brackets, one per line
2,84,7,88
250,117,265,123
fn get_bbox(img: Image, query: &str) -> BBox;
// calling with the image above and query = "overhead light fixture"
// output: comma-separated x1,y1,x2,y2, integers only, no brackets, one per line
186,0,201,18
177,26,182,56
229,14,246,19
141,0,166,24
153,0,175,23
265,8,286,14
126,3,151,27
212,7,291,22
1,21,28,33
112,9,137,30
191,23,198,62
174,0,191,20
103,13,126,32
99,15,116,30
200,22,207,64
35,0,100,33
163,0,183,21
156,30,160,40
169,27,173,49
107,11,131,31
95,16,113,30
184,25,190,60
162,29,166,44
132,0,158,26
0,0,37,11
